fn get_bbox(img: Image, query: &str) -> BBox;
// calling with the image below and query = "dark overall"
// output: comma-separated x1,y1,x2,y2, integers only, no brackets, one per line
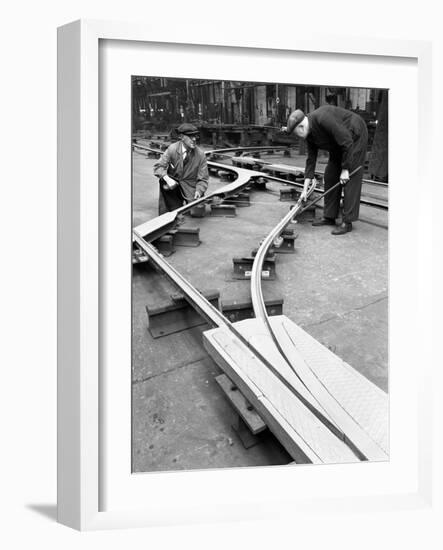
305,106,368,223
154,142,209,215
158,177,185,214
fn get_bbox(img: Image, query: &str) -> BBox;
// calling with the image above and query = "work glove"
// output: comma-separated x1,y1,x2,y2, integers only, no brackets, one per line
340,169,350,185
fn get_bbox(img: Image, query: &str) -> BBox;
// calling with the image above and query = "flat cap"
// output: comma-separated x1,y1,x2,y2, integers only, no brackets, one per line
286,109,305,133
176,123,199,135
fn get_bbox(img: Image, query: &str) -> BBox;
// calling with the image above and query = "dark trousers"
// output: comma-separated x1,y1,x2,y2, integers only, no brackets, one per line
158,180,185,215
323,130,368,223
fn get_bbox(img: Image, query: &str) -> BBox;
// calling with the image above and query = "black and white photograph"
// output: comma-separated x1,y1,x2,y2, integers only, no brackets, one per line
131,76,389,472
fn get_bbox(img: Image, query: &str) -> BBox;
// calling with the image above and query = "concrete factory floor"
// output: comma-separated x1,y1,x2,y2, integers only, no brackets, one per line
131,148,388,473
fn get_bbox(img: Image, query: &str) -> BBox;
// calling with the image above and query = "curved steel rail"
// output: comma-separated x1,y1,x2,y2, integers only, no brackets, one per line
133,161,385,459
132,233,346,446
133,161,266,241
250,168,388,461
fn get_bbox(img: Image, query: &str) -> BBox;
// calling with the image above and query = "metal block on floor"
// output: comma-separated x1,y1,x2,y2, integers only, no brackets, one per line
283,149,291,157
232,416,262,449
271,228,298,254
215,374,266,443
168,227,201,247
146,289,220,338
224,192,250,207
190,204,207,218
232,255,276,280
132,245,149,264
298,204,316,222
279,187,299,202
217,170,231,182
221,296,283,323
251,247,275,260
152,234,175,257
251,177,268,191
210,204,237,217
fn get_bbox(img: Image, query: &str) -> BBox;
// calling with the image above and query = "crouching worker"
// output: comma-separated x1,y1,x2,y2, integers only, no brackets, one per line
285,106,368,235
153,123,209,215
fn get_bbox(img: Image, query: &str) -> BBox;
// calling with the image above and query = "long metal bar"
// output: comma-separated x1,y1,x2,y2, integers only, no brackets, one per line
250,167,361,345
133,162,266,241
245,171,388,210
206,146,291,155
208,147,388,187
133,233,354,452
249,167,388,461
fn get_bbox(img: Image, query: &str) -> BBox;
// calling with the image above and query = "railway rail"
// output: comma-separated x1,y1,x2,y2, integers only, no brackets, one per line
133,157,388,462
133,141,388,210
133,233,366,463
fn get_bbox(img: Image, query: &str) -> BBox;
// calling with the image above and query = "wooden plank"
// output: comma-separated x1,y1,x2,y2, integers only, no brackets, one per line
215,374,266,435
203,326,358,464
237,316,388,461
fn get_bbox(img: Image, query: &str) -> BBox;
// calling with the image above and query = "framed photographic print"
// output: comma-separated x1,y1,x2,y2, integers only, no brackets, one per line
57,19,433,530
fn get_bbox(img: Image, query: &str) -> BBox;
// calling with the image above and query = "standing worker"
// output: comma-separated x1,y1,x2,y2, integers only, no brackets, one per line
153,123,209,215
286,105,368,235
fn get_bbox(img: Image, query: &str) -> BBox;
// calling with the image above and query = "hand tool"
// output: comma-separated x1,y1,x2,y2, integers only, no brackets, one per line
297,165,362,217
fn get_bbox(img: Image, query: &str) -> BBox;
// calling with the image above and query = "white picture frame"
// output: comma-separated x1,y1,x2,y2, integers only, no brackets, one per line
57,19,434,531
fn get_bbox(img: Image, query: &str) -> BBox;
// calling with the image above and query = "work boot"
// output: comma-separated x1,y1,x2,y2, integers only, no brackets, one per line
331,222,352,235
312,217,335,227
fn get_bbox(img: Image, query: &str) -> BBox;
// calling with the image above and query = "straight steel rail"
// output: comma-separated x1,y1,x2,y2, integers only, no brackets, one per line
132,232,357,456
209,147,388,188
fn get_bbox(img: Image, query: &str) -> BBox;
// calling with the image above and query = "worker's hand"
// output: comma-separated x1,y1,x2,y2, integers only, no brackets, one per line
281,126,288,133
163,175,178,190
340,169,350,185
301,178,311,201
194,190,202,200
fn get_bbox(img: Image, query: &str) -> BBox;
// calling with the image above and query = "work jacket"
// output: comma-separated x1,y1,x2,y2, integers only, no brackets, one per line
153,141,209,201
305,105,368,179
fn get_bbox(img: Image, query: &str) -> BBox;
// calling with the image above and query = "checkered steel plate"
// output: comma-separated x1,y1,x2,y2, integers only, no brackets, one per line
271,315,389,454
204,326,359,464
